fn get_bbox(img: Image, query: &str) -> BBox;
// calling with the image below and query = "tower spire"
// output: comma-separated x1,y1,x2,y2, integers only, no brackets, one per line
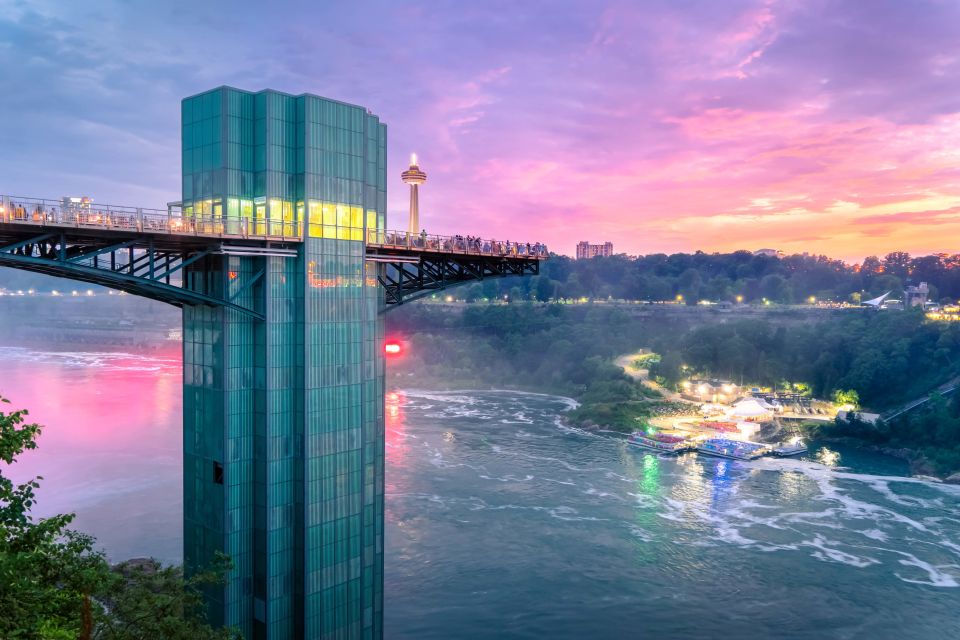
400,153,427,236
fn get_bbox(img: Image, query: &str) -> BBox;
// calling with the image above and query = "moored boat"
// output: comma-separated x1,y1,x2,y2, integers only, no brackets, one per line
696,438,770,461
773,439,807,457
628,432,694,453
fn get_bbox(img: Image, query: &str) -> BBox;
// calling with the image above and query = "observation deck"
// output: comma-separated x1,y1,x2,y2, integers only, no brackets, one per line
0,195,546,310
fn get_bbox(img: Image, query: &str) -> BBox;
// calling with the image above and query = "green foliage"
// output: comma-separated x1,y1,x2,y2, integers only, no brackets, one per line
388,301,960,463
0,397,236,639
832,389,860,408
449,250,960,305
95,555,237,640
0,397,99,639
667,312,960,410
567,401,652,431
822,393,960,475
388,304,693,432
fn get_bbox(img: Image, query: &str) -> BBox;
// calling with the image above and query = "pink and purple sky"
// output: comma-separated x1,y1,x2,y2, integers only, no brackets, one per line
3,0,960,260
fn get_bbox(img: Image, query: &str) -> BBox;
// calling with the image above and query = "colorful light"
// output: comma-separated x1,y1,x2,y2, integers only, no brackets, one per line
384,342,402,355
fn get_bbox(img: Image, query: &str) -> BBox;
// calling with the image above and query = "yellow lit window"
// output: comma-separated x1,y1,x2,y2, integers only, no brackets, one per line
350,206,363,229
336,204,350,228
308,200,322,225
269,199,283,221
227,198,239,218
322,203,336,226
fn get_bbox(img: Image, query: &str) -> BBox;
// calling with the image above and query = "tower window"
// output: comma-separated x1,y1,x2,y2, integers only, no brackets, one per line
213,461,224,485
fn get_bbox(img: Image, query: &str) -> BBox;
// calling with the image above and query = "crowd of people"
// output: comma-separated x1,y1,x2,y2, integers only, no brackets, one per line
4,201,53,222
400,230,547,257
3,201,550,257
3,200,155,230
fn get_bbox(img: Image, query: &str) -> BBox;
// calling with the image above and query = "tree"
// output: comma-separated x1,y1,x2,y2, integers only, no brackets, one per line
759,274,789,303
95,556,237,640
0,397,236,639
832,389,860,409
883,251,912,278
677,268,702,305
534,276,555,302
0,397,104,639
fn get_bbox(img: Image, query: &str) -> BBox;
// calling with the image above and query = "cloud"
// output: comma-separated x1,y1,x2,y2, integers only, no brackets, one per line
0,0,959,262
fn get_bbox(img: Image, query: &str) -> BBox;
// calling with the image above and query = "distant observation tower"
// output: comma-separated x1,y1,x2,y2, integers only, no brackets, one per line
401,153,427,235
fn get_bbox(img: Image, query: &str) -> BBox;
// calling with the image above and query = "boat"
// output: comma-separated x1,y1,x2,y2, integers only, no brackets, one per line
696,438,770,461
628,432,694,454
772,439,807,457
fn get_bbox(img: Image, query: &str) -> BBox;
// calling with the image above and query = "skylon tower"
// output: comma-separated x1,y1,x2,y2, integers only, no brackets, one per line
181,86,386,640
400,154,426,235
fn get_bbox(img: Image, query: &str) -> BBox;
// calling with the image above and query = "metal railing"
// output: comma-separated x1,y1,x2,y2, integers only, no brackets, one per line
0,196,301,240
0,195,548,257
366,229,548,258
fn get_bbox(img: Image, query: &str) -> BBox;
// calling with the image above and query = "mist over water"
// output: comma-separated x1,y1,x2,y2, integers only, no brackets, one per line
2,349,959,638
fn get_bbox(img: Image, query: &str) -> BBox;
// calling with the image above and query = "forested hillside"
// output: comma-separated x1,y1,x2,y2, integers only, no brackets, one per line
456,251,960,305
388,303,960,473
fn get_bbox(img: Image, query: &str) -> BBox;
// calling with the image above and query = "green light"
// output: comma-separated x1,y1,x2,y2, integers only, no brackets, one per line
646,426,656,435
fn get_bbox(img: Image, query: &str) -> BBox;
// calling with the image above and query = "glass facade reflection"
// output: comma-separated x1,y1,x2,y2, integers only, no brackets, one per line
181,87,386,640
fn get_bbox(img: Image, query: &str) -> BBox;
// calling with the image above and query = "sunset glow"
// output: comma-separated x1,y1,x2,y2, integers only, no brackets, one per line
2,1,959,260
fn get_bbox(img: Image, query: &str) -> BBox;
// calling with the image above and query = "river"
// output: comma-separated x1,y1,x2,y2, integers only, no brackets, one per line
2,346,959,639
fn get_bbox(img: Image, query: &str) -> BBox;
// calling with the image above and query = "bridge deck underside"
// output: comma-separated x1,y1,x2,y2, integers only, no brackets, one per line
0,224,293,317
367,247,541,305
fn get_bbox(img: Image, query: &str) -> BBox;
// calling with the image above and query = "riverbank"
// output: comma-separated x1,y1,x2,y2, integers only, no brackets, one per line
798,427,960,482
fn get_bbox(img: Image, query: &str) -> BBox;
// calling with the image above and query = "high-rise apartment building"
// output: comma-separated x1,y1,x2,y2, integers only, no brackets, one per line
180,86,386,640
576,241,613,259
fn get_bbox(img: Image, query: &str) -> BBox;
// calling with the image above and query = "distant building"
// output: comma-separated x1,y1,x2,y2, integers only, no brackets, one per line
576,241,613,259
681,379,739,404
753,248,783,258
905,282,929,308
61,196,93,210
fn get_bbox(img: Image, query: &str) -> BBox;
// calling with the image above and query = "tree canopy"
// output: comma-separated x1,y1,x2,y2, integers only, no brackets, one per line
0,397,236,639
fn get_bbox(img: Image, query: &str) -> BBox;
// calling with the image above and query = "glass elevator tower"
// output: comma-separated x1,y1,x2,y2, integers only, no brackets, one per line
180,86,386,639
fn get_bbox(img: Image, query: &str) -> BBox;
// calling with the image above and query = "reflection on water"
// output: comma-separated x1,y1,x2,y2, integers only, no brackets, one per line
0,346,183,563
2,350,959,639
387,389,960,640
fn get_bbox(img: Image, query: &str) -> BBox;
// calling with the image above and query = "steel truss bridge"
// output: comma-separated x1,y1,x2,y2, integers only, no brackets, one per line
0,195,546,316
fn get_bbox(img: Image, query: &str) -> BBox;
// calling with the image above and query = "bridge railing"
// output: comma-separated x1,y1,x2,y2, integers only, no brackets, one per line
366,229,548,258
0,196,301,240
0,196,546,255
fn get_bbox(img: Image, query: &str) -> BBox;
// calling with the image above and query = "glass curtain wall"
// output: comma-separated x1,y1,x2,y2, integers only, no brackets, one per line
181,86,387,640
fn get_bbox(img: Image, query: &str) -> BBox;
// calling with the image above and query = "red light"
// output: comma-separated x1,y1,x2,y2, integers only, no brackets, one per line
384,342,402,355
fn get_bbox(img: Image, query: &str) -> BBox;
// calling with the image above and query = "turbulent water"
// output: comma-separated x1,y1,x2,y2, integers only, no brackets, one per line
3,347,960,639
